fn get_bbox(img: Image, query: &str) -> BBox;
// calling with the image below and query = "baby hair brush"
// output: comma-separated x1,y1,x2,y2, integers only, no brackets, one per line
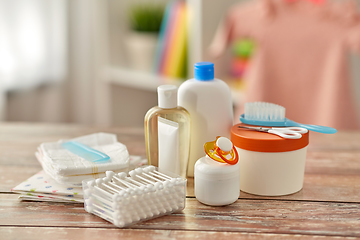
239,102,337,134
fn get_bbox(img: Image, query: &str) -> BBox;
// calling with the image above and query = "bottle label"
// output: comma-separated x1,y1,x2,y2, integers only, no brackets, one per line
158,117,180,175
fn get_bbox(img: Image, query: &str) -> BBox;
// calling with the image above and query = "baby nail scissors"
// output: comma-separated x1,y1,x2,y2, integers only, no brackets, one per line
238,126,308,139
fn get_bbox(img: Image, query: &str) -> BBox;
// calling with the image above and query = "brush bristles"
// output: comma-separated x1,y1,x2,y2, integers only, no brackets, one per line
244,102,285,121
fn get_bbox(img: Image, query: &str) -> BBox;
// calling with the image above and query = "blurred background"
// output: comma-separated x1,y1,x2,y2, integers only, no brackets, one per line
1,0,360,129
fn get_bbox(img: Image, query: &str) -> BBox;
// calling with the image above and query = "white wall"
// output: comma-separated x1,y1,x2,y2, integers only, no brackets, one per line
4,0,360,128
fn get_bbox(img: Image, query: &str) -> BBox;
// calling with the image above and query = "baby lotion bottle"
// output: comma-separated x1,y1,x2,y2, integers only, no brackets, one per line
178,62,233,177
144,85,190,178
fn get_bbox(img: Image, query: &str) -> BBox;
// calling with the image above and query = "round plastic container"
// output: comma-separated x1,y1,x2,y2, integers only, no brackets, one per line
194,156,240,206
231,123,309,196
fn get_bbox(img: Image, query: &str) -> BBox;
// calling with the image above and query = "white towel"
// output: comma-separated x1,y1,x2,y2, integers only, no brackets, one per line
37,132,130,185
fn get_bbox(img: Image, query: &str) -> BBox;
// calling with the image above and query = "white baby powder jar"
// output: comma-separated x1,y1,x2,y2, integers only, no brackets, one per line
194,156,240,206
231,123,309,196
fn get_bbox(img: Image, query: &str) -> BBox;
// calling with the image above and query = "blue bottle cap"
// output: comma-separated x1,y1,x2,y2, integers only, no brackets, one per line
194,62,214,81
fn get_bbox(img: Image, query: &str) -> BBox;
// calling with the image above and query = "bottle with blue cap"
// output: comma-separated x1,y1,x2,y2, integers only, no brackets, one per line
178,62,234,177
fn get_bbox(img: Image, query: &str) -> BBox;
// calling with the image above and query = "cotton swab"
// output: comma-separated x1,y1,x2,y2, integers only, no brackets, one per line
83,166,187,228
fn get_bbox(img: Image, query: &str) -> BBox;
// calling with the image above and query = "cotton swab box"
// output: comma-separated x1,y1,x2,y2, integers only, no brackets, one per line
240,102,337,134
82,166,187,228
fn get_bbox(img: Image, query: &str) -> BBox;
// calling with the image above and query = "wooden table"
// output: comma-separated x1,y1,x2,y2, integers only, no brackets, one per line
1,122,360,239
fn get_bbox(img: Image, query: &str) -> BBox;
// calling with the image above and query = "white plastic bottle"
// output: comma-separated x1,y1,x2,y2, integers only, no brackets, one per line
178,62,233,177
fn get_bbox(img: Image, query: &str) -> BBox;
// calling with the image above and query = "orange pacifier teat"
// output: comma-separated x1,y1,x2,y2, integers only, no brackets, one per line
204,136,239,165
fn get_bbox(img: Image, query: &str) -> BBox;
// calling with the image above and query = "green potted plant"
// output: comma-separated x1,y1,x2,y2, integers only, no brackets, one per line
125,3,164,72
129,4,163,33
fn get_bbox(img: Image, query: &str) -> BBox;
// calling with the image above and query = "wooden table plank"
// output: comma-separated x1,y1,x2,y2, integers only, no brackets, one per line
186,149,360,202
3,157,360,202
1,123,359,153
186,173,360,203
308,132,360,151
1,195,360,238
0,123,358,155
4,167,360,204
305,151,360,175
1,123,360,239
1,227,357,240
1,123,360,202
0,123,147,167
0,165,41,192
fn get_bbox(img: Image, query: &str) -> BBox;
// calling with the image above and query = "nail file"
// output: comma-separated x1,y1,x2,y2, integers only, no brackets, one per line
62,141,110,163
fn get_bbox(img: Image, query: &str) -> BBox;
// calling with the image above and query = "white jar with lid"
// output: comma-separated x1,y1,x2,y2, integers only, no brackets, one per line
194,156,240,206
231,123,309,196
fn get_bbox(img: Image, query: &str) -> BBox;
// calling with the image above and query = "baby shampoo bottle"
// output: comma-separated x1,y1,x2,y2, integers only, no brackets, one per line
144,85,190,178
178,62,233,177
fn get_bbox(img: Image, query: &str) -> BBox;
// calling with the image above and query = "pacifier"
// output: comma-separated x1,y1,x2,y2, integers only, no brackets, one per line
203,136,239,165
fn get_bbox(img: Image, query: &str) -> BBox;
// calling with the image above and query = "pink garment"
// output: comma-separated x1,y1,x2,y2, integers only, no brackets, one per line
211,0,360,129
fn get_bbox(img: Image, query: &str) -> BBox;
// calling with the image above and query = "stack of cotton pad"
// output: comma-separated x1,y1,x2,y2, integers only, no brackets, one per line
83,166,187,228
36,133,130,186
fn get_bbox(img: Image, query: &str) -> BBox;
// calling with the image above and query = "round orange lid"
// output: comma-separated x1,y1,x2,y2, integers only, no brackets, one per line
231,123,309,152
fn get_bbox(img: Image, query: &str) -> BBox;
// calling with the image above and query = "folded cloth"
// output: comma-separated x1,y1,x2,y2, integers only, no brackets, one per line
11,170,83,203
18,195,83,203
12,156,148,203
37,132,130,185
